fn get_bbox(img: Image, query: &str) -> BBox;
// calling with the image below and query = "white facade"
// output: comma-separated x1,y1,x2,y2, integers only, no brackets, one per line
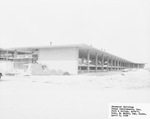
0,61,14,74
38,47,79,74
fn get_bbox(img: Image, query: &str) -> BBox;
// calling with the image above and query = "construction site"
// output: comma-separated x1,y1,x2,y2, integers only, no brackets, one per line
0,44,145,75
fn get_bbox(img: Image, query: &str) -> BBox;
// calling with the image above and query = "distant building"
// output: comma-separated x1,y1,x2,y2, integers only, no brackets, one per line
0,44,145,75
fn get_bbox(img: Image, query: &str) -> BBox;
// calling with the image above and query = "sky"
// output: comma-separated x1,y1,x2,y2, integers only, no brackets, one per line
0,0,150,64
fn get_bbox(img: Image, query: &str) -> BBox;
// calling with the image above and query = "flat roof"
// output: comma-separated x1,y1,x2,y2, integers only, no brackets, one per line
3,44,138,63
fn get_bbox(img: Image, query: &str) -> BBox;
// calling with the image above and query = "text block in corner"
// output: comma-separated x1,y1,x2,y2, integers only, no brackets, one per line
108,103,150,119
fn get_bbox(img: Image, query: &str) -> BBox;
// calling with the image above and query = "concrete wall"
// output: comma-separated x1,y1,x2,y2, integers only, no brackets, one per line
0,61,14,74
38,47,78,74
29,63,57,75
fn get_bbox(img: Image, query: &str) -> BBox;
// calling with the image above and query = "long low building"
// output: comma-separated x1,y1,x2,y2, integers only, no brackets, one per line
0,44,145,74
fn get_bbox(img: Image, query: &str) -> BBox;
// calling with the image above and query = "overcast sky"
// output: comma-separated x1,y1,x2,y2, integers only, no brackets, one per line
0,0,150,63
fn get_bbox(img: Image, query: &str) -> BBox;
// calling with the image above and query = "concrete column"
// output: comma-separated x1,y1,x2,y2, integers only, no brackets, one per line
117,60,119,70
134,63,136,68
118,60,120,70
119,60,121,70
121,61,123,69
116,60,118,70
123,62,125,68
14,50,17,59
110,58,112,71
95,52,98,72
114,59,116,70
125,62,128,68
101,54,104,71
107,56,109,71
138,64,139,69
124,62,126,68
31,51,34,63
127,62,129,68
128,63,130,68
87,49,90,73
112,59,114,70
76,47,79,73
6,50,8,60
116,59,118,70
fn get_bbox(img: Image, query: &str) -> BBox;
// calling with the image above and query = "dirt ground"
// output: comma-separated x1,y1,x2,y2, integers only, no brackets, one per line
0,69,150,119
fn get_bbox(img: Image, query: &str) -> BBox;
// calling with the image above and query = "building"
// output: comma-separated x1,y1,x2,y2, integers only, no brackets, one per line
0,49,14,73
0,44,145,75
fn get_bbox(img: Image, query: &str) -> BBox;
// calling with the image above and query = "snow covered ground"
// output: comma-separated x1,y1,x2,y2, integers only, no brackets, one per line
0,69,150,119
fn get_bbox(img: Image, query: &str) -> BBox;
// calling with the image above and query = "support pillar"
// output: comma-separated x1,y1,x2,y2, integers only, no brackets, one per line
95,52,98,72
107,56,109,71
117,60,119,70
6,50,8,61
125,62,128,68
124,62,125,68
116,60,118,70
118,60,120,70
114,59,116,70
123,62,125,68
121,61,123,69
87,49,90,73
101,54,104,72
112,59,114,70
14,50,17,59
127,62,129,68
31,51,34,63
110,58,113,71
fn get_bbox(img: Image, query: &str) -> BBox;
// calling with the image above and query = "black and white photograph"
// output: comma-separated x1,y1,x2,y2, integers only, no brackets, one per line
0,0,150,119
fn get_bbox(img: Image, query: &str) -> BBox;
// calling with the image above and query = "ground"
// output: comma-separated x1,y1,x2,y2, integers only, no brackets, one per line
0,69,150,119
